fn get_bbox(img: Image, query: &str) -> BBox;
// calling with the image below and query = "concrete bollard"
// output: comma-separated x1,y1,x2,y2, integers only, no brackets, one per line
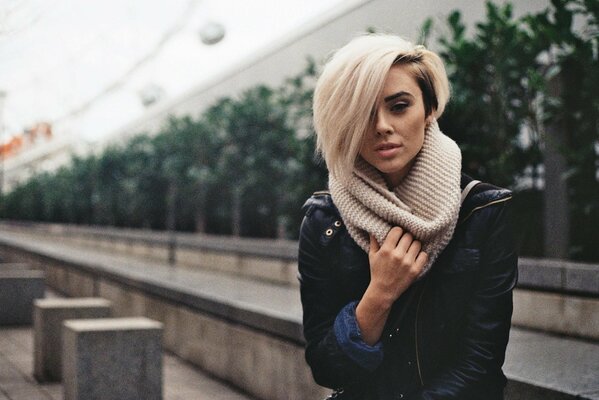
62,317,163,400
33,298,112,382
0,269,45,325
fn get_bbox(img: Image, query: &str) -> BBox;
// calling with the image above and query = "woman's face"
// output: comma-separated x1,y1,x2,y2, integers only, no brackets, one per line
359,64,430,189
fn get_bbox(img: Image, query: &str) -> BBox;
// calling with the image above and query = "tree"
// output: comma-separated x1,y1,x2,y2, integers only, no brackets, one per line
526,0,599,260
431,0,598,260
277,59,327,236
209,86,298,237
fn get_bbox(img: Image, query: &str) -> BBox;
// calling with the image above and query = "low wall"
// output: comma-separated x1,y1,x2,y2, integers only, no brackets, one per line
513,258,599,340
1,221,299,287
2,221,598,341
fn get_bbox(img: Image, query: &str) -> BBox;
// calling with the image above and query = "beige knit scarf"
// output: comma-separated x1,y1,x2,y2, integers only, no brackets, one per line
329,121,462,276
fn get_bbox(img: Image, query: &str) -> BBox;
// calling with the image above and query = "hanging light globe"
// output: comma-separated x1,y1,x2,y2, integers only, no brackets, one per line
199,21,225,45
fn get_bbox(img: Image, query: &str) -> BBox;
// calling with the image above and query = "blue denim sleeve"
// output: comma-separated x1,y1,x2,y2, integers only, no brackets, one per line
333,301,384,372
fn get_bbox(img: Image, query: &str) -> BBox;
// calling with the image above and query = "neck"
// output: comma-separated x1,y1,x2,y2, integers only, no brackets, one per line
383,161,414,189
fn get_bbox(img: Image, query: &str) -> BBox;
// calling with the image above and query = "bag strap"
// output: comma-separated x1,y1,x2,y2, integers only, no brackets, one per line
461,179,481,204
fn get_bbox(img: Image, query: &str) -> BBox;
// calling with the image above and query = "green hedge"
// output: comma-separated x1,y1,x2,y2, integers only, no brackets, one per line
2,1,597,261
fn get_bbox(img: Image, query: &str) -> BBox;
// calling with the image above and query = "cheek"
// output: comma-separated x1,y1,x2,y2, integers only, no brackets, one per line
406,120,426,149
359,135,374,156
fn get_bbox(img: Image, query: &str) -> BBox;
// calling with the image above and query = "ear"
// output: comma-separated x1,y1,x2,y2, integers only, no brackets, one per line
425,114,435,125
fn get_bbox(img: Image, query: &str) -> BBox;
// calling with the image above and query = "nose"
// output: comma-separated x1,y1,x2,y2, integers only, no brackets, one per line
375,109,393,136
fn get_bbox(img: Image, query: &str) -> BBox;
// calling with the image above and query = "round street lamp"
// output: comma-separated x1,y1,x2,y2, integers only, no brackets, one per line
198,21,225,45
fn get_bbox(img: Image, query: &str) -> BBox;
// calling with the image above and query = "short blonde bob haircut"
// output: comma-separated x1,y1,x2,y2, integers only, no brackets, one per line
313,34,450,180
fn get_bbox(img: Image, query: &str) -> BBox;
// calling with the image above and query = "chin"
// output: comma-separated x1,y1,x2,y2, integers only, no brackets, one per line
377,163,408,175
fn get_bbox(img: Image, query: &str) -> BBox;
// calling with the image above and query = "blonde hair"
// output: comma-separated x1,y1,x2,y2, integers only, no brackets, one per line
313,34,450,180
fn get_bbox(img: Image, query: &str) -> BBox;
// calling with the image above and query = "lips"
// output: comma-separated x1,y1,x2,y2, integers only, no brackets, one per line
375,142,402,158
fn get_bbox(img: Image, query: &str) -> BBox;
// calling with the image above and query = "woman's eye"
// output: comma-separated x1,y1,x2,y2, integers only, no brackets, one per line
390,103,409,112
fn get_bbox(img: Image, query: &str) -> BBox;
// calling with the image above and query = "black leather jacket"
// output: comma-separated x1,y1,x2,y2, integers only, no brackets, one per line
298,175,518,400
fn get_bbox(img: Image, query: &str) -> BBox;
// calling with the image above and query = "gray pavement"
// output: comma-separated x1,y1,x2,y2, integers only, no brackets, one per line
0,323,255,400
505,329,599,399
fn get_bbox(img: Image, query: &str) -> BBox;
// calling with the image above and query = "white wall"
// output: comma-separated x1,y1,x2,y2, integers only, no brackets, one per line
103,0,550,145
5,0,551,188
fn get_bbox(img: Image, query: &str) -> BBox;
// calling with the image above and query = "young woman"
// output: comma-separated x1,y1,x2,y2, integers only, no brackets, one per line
298,34,518,399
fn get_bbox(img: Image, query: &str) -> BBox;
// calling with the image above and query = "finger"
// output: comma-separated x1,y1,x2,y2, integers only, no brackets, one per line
369,234,380,254
414,251,429,272
395,231,414,255
406,239,422,261
381,227,403,251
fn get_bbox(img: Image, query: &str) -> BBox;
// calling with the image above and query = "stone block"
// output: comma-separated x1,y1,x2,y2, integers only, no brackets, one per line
62,317,163,400
565,264,599,295
513,289,599,340
517,260,563,290
0,270,45,325
33,298,112,382
517,258,599,297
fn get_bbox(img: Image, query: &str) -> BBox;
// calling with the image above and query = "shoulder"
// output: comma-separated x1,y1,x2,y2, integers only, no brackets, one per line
459,174,513,224
301,190,338,217
438,176,516,274
300,190,345,246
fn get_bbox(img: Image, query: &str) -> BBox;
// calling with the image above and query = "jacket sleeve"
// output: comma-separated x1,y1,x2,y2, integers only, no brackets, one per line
298,208,381,389
412,199,518,399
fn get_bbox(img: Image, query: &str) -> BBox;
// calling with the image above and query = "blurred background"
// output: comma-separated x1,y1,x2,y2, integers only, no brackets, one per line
0,0,597,262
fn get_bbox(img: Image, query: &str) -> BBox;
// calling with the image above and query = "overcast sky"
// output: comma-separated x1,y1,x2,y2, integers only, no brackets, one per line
0,0,344,142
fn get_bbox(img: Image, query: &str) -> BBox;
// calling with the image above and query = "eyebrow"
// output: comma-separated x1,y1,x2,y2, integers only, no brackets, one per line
384,91,414,102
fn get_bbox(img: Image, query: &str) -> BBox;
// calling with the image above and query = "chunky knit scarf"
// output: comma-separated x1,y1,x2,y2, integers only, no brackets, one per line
329,121,462,276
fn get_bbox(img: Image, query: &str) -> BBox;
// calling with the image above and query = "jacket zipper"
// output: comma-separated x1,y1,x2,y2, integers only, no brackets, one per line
412,195,512,387
415,283,426,386
459,196,512,226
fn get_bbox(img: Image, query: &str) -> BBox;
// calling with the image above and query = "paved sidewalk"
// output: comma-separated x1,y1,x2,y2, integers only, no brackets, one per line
0,323,254,400
504,328,599,399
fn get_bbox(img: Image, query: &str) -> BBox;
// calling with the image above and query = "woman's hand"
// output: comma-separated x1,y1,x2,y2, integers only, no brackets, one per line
367,227,428,306
355,227,428,345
